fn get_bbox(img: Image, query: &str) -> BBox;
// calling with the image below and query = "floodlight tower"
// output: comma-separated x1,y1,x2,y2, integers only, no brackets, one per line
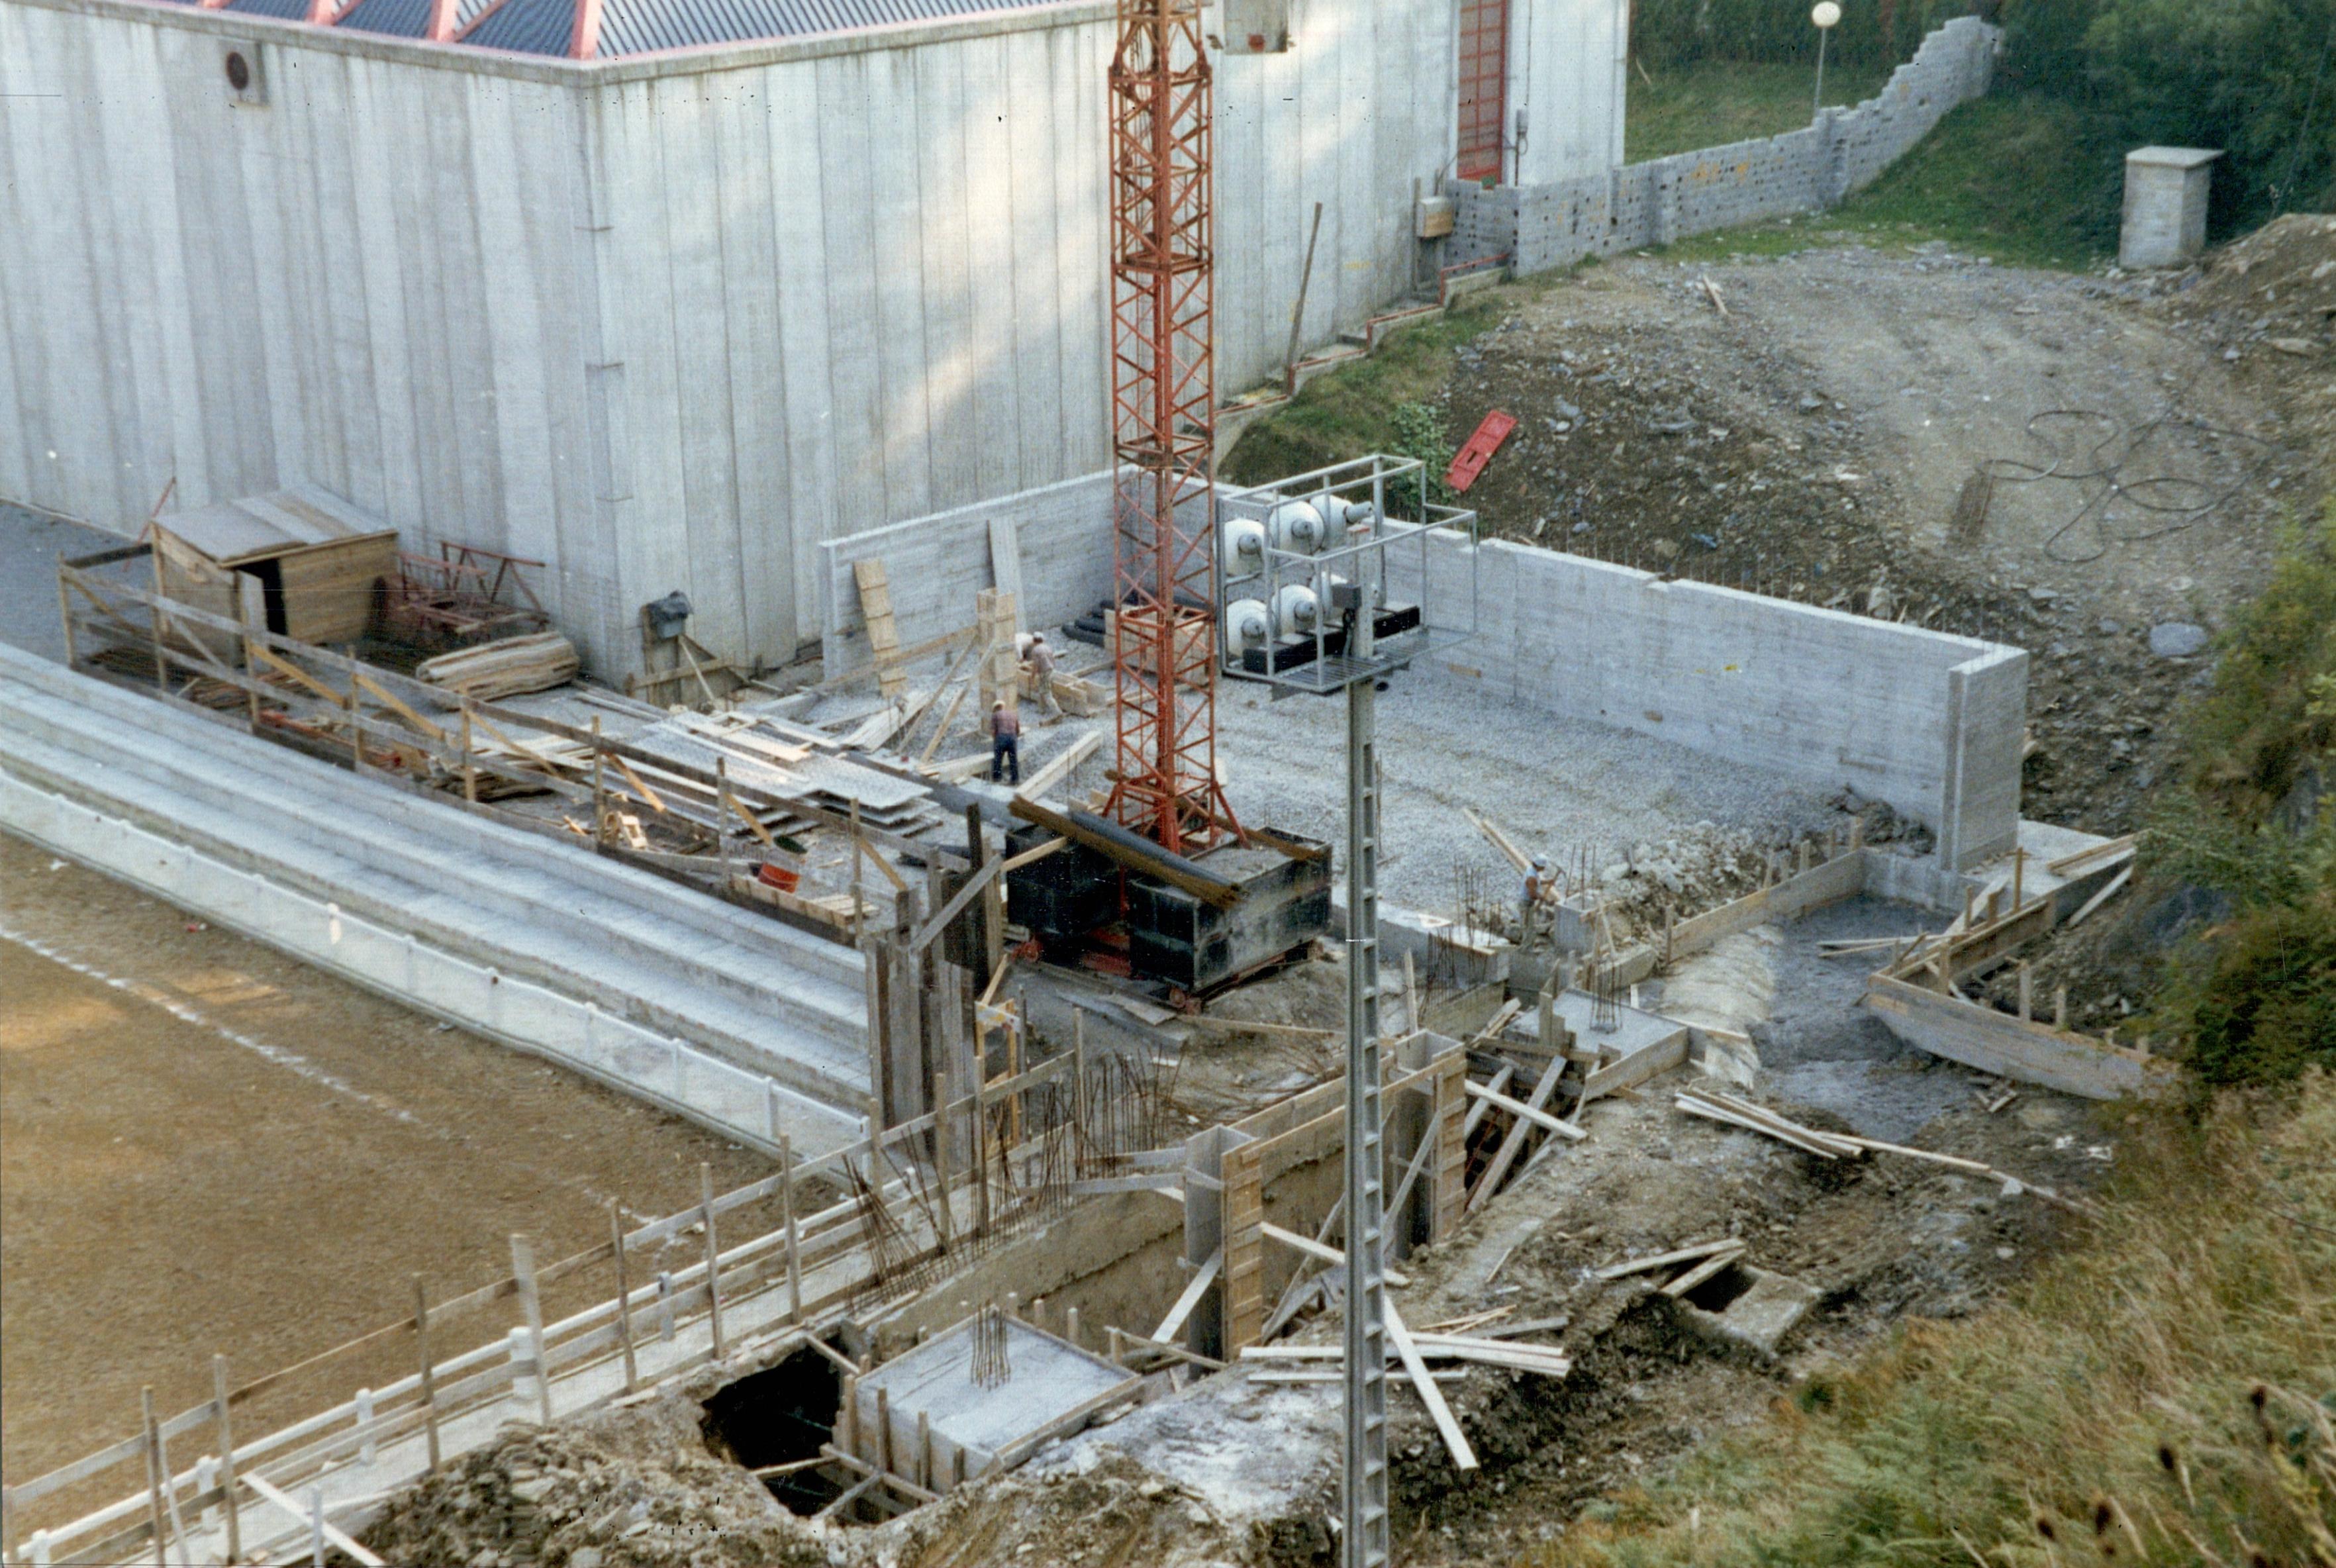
1104,0,1236,855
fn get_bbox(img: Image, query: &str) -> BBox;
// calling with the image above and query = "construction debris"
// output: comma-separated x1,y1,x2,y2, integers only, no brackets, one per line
415,632,580,700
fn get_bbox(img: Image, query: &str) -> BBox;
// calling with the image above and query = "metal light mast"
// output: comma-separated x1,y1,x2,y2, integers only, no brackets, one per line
1105,0,1235,854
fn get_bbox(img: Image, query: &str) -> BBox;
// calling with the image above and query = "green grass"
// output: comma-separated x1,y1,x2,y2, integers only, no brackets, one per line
1645,90,2121,271
1530,1077,2336,1568
1626,58,1895,162
1219,290,1514,487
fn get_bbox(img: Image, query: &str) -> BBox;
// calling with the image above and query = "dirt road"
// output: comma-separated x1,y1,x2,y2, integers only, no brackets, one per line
0,831,773,1504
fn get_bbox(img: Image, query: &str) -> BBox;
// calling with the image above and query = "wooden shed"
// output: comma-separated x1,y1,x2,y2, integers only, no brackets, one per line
148,485,398,646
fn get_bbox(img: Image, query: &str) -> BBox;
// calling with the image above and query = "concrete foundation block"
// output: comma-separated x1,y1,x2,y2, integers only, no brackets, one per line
1673,1263,1820,1359
2120,148,2221,270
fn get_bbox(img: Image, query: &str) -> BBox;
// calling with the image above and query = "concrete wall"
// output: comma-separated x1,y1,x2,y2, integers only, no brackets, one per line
1394,531,2026,869
1508,0,1628,187
816,471,1120,673
1,0,1631,681
1449,15,1998,273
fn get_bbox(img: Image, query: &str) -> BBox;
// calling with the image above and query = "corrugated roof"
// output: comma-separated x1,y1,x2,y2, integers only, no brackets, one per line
461,0,574,54
225,0,313,19
335,0,433,36
593,0,1051,56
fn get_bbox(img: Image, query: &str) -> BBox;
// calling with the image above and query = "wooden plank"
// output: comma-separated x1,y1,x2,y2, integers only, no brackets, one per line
852,558,906,699
1384,1302,1477,1470
1467,1049,1567,1212
1579,1032,1690,1102
1594,1237,1741,1281
1659,1244,1746,1298
239,1471,386,1567
1260,1223,1411,1287
1465,1080,1586,1140
1153,1248,1221,1344
1014,729,1101,802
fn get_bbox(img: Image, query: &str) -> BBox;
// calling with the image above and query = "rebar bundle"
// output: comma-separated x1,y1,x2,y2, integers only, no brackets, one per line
971,1302,1012,1389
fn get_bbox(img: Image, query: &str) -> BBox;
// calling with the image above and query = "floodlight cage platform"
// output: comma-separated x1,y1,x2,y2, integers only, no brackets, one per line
1216,454,1479,697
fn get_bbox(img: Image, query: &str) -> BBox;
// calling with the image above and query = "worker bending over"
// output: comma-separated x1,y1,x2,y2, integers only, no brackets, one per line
1518,856,1557,944
1021,632,1063,721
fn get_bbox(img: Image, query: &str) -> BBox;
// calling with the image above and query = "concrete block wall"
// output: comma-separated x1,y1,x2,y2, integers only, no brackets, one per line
1450,15,1998,273
818,472,1120,674
1394,530,2026,869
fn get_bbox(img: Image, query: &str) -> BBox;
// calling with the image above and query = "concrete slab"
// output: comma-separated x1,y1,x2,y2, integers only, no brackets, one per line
851,1317,1138,1478
1675,1263,1820,1358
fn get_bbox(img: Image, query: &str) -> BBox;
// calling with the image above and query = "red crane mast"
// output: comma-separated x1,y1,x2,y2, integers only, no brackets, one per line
1104,0,1236,855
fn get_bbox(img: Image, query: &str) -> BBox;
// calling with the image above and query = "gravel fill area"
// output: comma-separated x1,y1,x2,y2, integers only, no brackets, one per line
1215,663,1839,913
1755,893,1972,1141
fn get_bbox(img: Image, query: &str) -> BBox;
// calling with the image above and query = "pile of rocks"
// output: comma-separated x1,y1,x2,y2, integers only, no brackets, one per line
358,1402,828,1568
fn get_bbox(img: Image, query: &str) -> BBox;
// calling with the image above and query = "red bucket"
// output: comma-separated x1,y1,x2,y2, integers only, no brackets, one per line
757,862,801,894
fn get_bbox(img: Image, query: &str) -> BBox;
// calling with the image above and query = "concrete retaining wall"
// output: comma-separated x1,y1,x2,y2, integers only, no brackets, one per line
1394,530,2025,868
1451,15,1999,273
818,473,1118,673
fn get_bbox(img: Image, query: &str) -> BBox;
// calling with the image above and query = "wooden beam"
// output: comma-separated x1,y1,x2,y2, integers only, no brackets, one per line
240,1473,386,1567
906,855,1004,954
1384,1302,1477,1470
1465,1080,1586,1140
1153,1247,1222,1344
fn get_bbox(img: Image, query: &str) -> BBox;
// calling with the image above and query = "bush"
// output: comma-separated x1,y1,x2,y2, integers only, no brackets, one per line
2173,901,2336,1087
1992,0,2336,226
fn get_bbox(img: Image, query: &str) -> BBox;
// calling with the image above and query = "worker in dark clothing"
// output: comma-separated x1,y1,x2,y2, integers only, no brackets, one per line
990,700,1022,784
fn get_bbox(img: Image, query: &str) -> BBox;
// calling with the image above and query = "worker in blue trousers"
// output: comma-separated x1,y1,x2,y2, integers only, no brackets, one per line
989,700,1022,785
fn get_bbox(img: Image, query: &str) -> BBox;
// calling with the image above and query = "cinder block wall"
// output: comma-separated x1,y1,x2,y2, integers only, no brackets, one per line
817,473,1118,674
1395,531,2026,868
1450,15,2000,274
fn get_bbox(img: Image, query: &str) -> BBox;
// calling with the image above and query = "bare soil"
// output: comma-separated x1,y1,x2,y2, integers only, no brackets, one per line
0,832,774,1514
1441,224,2333,835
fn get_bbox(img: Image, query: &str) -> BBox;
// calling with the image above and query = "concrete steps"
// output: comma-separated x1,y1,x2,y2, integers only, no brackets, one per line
0,648,873,1123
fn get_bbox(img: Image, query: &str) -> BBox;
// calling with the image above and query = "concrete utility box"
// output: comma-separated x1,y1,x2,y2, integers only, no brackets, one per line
2120,146,2221,268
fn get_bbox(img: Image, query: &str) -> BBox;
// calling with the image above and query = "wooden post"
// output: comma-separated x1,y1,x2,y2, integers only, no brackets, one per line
211,1355,241,1563
875,1386,894,1479
591,716,607,847
851,799,866,940
1066,1306,1082,1348
141,1387,169,1567
346,675,364,775
56,569,77,672
460,702,477,805
840,1373,860,1459
148,546,168,691
237,572,266,737
413,1277,442,1471
716,758,734,883
511,1234,554,1425
2053,986,2068,1030
2011,846,2026,909
916,1410,932,1492
781,1134,803,1324
2016,963,2032,1023
700,1163,726,1362
1107,1326,1124,1365
608,1202,638,1393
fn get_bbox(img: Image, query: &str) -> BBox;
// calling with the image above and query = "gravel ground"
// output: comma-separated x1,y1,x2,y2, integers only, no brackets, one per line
1753,895,1972,1141
1214,664,1839,913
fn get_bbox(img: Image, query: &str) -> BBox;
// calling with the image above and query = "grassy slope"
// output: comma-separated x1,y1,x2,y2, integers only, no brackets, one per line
1657,91,2119,270
1626,59,1894,162
1530,1079,2336,1568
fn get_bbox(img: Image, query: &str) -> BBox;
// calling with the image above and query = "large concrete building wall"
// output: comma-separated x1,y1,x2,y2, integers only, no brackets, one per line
1397,532,2026,868
0,0,1626,679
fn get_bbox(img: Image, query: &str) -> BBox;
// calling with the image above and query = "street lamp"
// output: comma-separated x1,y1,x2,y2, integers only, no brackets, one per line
1812,1,1842,119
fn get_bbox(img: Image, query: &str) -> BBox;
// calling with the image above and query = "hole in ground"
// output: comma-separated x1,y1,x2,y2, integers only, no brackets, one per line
1682,1261,1755,1313
702,1342,847,1516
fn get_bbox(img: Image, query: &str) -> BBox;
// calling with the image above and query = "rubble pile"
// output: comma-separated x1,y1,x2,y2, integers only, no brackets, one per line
358,1402,828,1568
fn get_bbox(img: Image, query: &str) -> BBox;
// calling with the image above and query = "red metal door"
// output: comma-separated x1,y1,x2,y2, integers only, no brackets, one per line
1455,0,1508,183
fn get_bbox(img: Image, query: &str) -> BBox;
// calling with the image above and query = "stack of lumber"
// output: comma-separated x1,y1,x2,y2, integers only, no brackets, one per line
416,632,579,700
1673,1087,1864,1158
1239,1333,1571,1381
